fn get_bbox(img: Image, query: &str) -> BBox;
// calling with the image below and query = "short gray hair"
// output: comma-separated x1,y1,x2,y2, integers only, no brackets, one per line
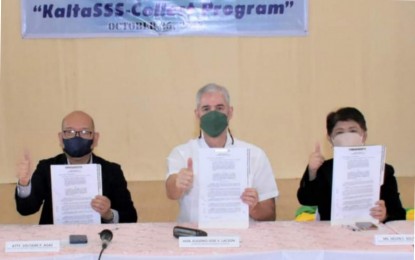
196,83,230,108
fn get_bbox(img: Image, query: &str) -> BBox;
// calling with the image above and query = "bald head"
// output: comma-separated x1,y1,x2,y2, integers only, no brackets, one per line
61,111,95,131
59,111,99,162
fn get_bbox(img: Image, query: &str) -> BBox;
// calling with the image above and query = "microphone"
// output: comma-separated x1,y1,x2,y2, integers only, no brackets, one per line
99,229,113,249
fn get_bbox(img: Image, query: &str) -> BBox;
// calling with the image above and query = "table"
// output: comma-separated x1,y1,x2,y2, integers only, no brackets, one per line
0,221,413,259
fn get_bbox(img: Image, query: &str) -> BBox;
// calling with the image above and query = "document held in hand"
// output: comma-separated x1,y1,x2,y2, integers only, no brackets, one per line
51,164,102,224
331,145,386,225
198,148,249,229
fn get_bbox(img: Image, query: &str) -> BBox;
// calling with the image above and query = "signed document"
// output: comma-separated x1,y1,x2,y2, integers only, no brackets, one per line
198,148,249,229
51,164,102,224
331,145,386,225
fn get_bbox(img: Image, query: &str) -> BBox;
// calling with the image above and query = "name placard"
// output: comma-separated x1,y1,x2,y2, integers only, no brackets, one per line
179,236,240,248
374,234,414,245
5,240,60,253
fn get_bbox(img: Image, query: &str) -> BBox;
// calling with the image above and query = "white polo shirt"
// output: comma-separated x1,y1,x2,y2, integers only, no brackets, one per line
166,133,279,223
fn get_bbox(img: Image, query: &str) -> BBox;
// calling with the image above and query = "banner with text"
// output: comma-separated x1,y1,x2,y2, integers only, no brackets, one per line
21,0,308,38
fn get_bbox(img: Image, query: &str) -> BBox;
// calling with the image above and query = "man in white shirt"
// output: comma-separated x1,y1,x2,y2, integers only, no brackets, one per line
166,83,278,223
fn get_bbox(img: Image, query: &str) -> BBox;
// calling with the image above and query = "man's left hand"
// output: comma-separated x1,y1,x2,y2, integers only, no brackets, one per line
91,195,112,220
241,188,259,209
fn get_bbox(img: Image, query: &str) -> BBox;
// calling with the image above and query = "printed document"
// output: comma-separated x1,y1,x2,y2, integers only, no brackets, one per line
51,164,102,224
331,145,386,225
198,148,249,229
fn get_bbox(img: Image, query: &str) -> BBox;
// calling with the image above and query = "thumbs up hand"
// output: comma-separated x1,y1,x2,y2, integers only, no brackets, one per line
176,158,194,192
16,150,32,186
308,143,325,181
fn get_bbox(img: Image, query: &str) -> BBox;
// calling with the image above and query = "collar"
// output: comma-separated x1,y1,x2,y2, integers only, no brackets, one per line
198,131,233,148
66,154,93,164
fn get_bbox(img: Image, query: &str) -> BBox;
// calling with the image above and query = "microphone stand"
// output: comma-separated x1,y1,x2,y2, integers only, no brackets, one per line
98,245,106,260
98,229,113,260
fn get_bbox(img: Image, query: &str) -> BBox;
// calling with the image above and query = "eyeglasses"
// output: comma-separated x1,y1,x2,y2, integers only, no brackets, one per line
62,129,94,139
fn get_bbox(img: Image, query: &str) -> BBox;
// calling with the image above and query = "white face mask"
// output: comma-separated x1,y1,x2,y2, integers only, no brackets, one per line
331,132,364,147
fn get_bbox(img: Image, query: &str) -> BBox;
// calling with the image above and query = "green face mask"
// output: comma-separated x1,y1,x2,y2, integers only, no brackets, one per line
200,110,228,137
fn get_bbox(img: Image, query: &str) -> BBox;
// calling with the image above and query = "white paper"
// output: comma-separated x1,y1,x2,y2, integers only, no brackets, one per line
51,164,102,224
331,145,386,225
179,236,240,248
198,148,249,229
5,240,60,252
374,234,415,245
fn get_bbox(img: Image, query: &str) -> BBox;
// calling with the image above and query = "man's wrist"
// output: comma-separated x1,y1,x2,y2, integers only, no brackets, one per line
308,169,317,181
103,210,114,223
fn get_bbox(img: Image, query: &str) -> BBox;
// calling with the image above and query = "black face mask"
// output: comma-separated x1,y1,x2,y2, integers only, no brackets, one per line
63,137,93,158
